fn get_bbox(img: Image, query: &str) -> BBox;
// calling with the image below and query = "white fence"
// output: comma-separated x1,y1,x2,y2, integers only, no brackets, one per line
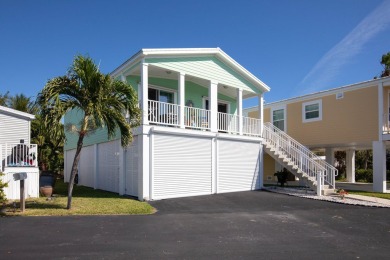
147,100,262,136
1,143,38,170
383,113,390,134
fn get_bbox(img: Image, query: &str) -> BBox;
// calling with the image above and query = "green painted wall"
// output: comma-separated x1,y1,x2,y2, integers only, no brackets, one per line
64,108,121,150
126,76,237,113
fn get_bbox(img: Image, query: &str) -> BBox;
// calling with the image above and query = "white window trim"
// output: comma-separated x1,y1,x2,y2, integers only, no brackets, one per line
270,105,287,132
149,84,177,104
202,97,231,114
302,99,322,123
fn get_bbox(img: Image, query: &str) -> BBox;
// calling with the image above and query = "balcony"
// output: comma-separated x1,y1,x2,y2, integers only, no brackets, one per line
147,100,261,136
0,143,38,171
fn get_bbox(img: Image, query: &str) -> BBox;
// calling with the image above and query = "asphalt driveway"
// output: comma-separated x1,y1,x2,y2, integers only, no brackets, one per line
1,190,390,259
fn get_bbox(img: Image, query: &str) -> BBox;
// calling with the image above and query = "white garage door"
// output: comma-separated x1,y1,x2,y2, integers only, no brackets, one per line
218,139,260,193
153,134,212,200
125,136,139,197
97,140,120,193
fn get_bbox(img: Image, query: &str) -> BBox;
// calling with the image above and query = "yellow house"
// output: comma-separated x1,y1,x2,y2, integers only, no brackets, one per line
245,76,390,193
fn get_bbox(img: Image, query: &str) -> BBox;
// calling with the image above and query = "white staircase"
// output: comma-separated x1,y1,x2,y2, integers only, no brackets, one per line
262,122,337,195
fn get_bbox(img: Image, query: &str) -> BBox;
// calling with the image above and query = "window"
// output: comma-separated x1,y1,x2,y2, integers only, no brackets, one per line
272,109,285,131
302,100,322,122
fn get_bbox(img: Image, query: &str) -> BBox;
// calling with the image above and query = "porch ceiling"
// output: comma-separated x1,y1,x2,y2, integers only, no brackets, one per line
128,64,256,99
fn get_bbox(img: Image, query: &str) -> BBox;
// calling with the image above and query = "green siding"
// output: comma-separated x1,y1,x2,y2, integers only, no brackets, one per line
64,109,121,150
145,56,261,94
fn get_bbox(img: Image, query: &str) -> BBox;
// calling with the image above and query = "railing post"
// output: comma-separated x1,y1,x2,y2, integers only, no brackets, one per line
179,72,185,129
317,171,322,196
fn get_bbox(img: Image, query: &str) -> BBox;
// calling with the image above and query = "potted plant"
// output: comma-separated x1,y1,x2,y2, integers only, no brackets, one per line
274,168,289,187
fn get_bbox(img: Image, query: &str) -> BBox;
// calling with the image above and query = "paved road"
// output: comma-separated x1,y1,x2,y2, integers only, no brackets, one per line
1,191,390,259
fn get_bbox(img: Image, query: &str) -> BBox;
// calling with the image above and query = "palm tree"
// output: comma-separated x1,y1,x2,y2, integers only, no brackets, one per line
9,93,35,113
37,55,140,209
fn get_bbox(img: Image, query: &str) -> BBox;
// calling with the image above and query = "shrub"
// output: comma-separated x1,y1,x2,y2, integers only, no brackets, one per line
355,169,373,183
0,172,8,203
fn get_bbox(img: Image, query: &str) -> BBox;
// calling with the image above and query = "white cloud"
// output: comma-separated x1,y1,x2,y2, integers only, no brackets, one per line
299,1,390,94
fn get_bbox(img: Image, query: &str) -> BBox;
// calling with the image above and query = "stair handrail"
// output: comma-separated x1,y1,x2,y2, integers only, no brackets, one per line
262,122,338,188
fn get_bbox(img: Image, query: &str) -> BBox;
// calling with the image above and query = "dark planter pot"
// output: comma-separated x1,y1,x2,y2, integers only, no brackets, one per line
40,186,53,198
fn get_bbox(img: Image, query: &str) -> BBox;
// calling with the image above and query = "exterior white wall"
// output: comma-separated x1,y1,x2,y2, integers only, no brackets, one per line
2,167,39,200
97,140,120,193
0,112,30,146
373,141,387,192
79,145,95,188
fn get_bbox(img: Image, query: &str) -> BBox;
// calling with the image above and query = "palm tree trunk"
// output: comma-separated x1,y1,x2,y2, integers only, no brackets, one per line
66,134,85,209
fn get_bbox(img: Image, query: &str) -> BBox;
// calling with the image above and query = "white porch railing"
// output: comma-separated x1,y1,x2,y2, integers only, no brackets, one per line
217,112,239,134
2,143,38,168
148,100,179,126
146,100,262,136
243,116,262,136
383,113,390,134
262,122,337,188
185,106,210,130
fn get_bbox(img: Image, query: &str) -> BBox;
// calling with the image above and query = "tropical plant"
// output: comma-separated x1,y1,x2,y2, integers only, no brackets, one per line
0,172,8,203
381,52,390,77
8,93,35,114
36,55,140,209
0,91,10,106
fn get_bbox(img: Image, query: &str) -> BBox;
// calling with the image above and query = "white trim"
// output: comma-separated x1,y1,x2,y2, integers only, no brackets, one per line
378,82,384,141
244,76,390,112
110,48,271,93
0,105,35,120
148,84,178,104
302,99,322,123
270,104,287,132
149,132,154,200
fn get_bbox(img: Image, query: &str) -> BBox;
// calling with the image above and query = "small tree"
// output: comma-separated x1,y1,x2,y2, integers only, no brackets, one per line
380,52,390,77
37,55,140,209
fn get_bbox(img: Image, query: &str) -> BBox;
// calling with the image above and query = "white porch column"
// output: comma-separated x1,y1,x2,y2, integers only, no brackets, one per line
258,94,264,135
346,149,355,183
378,81,384,138
237,88,243,135
373,141,387,192
209,81,218,132
141,61,149,125
179,73,185,129
325,148,334,166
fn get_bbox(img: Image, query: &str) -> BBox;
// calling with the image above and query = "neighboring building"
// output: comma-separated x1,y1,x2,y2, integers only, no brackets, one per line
245,76,390,193
0,105,39,200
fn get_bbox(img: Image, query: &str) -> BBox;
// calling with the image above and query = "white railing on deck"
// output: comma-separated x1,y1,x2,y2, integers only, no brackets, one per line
146,100,263,136
185,106,210,130
217,112,239,133
383,113,390,134
3,143,38,168
243,116,261,136
148,100,179,126
262,122,337,188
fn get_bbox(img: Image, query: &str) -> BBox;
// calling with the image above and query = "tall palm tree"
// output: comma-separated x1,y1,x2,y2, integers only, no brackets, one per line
37,55,140,209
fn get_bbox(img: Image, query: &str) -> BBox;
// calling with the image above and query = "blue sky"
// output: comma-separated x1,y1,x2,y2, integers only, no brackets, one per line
0,0,389,108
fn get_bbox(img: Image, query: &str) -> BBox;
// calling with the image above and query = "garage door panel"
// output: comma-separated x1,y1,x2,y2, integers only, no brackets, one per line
153,134,212,200
218,140,260,193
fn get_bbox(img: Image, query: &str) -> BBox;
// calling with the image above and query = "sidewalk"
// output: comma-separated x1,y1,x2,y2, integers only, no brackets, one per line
263,186,390,208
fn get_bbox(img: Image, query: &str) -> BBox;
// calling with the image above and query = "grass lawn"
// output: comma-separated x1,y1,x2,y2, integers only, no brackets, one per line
2,179,155,216
347,191,390,200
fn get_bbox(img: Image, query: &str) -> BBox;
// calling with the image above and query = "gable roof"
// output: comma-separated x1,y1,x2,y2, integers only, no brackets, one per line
111,48,270,95
0,105,35,120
